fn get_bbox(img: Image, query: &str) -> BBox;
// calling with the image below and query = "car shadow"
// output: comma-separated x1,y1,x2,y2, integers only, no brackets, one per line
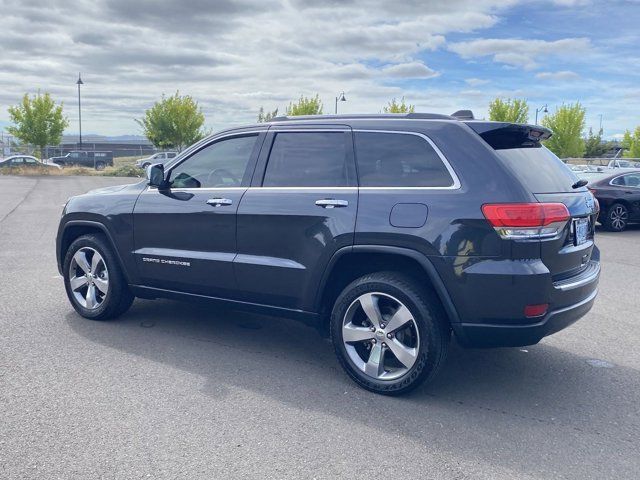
66,298,639,477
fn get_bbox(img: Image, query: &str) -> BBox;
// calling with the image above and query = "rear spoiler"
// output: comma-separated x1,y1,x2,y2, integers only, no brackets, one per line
465,122,552,150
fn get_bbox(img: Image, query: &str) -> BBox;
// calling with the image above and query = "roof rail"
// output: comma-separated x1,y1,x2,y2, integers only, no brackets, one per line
269,113,454,122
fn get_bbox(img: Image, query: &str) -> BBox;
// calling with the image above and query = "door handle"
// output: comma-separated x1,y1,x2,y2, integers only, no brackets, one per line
315,199,348,208
206,198,233,207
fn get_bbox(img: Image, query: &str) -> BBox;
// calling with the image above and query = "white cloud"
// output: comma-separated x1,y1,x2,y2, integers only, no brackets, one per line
535,71,580,81
465,78,490,86
380,62,439,79
449,37,591,69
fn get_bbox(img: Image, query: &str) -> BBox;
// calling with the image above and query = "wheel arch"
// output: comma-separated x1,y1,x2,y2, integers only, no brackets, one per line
315,245,460,334
58,220,130,281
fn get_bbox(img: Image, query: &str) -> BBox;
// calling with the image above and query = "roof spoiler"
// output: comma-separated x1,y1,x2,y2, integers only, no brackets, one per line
451,110,475,120
466,122,552,149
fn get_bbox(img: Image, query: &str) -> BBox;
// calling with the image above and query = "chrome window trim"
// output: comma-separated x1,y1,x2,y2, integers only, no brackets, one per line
164,129,265,173
352,129,461,190
609,173,640,188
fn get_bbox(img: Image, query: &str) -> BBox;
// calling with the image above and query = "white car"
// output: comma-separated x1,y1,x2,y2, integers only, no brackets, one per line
0,155,62,170
607,159,640,169
135,151,177,169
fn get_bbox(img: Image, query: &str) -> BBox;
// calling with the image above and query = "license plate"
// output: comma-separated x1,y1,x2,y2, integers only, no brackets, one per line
574,217,589,245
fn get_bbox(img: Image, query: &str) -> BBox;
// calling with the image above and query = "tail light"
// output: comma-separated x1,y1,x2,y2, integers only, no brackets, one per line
482,203,570,240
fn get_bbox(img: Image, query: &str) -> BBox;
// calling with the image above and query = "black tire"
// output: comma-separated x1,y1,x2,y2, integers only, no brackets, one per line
142,162,151,169
603,202,628,232
330,272,450,395
63,234,134,320
95,161,106,171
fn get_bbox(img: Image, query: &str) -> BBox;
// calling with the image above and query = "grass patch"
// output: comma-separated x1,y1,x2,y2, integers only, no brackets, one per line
0,155,146,178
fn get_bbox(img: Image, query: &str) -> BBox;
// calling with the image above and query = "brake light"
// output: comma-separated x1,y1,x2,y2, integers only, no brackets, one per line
482,203,570,240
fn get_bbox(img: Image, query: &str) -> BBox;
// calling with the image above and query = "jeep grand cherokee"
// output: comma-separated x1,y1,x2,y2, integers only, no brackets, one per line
56,112,600,395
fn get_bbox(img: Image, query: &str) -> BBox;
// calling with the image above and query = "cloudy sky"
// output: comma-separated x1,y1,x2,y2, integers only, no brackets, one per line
1,0,638,138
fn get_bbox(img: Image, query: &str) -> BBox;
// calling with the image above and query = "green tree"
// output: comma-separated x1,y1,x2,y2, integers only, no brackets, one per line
488,98,529,123
584,128,608,158
257,106,278,122
541,103,586,158
286,94,323,116
383,97,415,113
622,127,640,158
136,91,206,151
7,92,69,159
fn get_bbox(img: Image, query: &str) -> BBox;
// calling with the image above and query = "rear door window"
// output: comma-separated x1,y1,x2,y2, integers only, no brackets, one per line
495,146,580,193
354,131,455,187
262,132,354,187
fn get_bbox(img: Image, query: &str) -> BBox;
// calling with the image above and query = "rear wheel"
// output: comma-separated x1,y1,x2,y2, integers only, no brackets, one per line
603,203,628,231
63,234,134,320
330,272,450,395
95,161,106,171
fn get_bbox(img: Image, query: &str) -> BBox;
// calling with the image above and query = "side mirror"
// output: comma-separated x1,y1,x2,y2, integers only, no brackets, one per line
146,163,167,188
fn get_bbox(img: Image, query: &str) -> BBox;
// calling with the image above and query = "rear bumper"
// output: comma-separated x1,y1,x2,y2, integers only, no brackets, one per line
453,287,597,347
442,250,601,348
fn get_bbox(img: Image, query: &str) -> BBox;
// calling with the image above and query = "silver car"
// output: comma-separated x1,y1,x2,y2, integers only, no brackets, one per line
135,151,177,169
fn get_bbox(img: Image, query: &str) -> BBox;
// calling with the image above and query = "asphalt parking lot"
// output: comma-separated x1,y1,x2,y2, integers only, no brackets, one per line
1,175,639,479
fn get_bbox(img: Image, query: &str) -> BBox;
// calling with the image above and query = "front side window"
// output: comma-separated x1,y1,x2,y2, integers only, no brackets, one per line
355,131,454,187
262,132,352,187
25,157,37,164
169,135,258,189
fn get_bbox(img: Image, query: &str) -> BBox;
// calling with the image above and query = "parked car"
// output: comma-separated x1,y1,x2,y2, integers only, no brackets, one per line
49,151,114,170
135,151,177,169
569,164,606,173
607,159,640,169
588,171,640,231
56,113,600,395
0,155,62,170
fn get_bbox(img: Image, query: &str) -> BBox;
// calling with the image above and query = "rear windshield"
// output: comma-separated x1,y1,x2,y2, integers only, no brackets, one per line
495,146,580,193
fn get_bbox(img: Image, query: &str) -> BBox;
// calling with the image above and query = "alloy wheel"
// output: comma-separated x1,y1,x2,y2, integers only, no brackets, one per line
610,205,628,231
342,292,420,381
69,247,109,309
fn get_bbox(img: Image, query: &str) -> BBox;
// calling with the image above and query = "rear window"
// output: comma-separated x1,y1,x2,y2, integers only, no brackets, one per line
495,146,580,193
355,131,454,187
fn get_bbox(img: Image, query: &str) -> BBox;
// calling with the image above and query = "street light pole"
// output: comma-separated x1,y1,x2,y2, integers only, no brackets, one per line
76,73,84,148
535,104,548,125
335,92,346,114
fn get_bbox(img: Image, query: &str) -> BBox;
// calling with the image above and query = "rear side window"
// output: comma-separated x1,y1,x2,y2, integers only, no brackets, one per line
612,173,640,187
263,132,353,187
354,132,454,187
495,146,580,193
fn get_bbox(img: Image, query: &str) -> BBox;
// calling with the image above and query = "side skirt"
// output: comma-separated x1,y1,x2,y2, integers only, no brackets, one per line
129,284,321,327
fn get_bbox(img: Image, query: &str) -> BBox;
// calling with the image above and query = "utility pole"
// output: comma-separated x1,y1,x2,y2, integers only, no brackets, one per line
76,73,84,148
335,92,346,114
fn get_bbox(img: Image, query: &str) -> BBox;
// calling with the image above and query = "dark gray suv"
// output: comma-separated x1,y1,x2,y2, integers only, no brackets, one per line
56,113,600,395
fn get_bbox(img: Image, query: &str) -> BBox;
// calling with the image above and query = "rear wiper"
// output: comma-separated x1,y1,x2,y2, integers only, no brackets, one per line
572,179,588,189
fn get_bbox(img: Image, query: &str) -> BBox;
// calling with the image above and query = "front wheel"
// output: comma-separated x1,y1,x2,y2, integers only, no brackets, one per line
63,234,134,320
330,272,450,395
603,203,628,231
95,161,106,171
